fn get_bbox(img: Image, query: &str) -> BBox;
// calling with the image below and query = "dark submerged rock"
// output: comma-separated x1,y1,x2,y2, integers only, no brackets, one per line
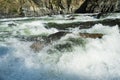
8,23,17,27
96,12,112,19
46,19,120,30
46,31,71,43
30,31,70,52
30,31,104,52
30,41,45,52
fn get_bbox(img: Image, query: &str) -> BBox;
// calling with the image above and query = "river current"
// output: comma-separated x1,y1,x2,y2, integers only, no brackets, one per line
0,14,120,80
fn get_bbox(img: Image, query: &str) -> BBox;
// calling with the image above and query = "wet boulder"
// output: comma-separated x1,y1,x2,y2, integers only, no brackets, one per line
30,31,70,52
79,33,103,39
46,18,120,30
30,32,104,52
46,31,71,43
8,23,17,27
30,41,45,52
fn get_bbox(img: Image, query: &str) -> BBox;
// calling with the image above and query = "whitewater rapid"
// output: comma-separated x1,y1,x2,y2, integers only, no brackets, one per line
0,14,120,80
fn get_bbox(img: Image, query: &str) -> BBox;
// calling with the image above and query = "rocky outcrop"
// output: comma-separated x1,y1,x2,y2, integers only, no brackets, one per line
79,33,103,38
0,0,120,17
30,31,103,52
30,41,45,52
75,0,119,13
46,19,120,30
116,0,120,12
0,0,84,17
30,31,69,52
46,31,70,43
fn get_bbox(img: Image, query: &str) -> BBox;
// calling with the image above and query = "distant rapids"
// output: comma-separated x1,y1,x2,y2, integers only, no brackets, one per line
0,13,120,80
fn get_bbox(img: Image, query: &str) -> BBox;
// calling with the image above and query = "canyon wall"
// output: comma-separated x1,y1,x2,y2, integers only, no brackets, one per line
75,0,119,13
0,0,120,17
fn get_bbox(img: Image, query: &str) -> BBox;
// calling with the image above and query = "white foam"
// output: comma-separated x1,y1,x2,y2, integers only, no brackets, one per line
56,24,120,79
0,17,120,80
106,13,120,19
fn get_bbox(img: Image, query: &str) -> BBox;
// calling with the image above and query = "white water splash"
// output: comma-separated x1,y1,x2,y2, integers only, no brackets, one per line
0,16,120,80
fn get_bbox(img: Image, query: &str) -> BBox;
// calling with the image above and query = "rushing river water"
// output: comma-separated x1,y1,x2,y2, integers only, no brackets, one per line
0,14,120,80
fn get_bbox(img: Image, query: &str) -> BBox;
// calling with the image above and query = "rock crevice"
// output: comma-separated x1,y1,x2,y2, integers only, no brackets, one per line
75,0,118,13
0,0,120,17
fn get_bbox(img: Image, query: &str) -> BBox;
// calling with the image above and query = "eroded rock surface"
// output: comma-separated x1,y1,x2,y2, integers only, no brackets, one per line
0,0,84,17
79,33,103,39
30,31,104,52
0,0,120,17
75,0,119,13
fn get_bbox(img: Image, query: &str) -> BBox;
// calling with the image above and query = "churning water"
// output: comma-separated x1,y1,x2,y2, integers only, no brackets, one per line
0,14,120,80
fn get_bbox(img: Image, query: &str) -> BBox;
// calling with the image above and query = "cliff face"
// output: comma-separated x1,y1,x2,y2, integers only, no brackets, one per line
0,0,120,17
75,0,119,13
21,0,85,16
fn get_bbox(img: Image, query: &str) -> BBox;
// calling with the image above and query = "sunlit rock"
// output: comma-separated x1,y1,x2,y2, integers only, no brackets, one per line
79,33,103,39
0,0,120,17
